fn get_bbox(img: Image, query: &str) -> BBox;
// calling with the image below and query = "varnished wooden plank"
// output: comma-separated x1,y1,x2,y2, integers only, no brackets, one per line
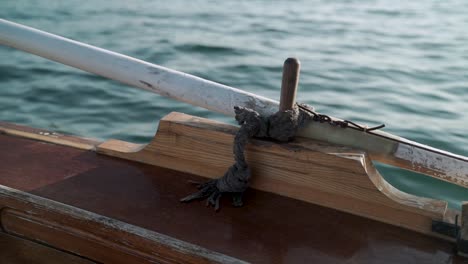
28,156,460,264
0,186,244,264
0,232,95,264
0,121,100,150
97,112,456,238
0,134,97,191
0,132,464,263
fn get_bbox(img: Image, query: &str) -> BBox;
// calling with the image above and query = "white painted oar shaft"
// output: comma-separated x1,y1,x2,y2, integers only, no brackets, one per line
0,19,278,117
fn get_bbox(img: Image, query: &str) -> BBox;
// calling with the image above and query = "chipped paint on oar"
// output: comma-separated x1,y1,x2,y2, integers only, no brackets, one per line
299,119,468,188
0,19,278,117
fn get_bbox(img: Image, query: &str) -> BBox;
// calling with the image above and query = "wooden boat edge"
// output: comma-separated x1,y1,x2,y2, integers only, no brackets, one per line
0,112,463,243
0,183,246,264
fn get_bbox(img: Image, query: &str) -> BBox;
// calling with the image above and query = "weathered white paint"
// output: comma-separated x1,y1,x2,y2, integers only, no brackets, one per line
395,143,468,187
0,19,278,117
0,19,467,188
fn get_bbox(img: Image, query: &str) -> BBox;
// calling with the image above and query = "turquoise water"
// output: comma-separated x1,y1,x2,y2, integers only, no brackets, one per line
1,1,467,208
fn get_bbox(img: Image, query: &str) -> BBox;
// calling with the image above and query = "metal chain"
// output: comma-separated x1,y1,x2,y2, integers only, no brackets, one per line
297,103,385,132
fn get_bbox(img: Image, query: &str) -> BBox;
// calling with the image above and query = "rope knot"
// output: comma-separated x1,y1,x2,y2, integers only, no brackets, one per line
181,103,385,210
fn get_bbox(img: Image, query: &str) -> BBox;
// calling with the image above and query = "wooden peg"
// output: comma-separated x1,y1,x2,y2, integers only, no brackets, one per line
279,58,301,111
459,202,468,256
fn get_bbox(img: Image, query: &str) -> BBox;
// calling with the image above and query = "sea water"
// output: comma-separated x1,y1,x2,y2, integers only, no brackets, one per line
1,0,467,208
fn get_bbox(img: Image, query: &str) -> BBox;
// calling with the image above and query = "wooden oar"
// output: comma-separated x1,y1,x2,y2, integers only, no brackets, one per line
0,19,467,188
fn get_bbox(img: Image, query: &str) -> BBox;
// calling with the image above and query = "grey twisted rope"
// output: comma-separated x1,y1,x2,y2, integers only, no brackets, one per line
180,103,384,210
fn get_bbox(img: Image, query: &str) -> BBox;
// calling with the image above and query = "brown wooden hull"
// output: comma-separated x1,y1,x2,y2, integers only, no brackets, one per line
0,115,466,263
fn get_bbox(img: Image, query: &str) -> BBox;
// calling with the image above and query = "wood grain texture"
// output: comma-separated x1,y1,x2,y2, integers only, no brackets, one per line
0,134,98,191
0,186,244,264
0,232,95,264
97,112,458,238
